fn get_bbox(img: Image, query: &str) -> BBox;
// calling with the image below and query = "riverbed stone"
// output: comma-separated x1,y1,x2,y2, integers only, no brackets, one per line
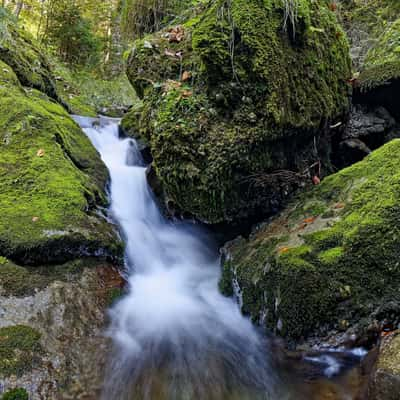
123,0,351,225
370,332,400,400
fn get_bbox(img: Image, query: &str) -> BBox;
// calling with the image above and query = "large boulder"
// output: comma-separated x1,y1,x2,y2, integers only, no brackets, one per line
222,139,400,341
0,61,123,264
123,0,351,224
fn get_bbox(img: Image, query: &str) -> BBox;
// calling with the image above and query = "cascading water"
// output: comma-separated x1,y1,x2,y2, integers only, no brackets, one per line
74,116,367,400
74,115,279,400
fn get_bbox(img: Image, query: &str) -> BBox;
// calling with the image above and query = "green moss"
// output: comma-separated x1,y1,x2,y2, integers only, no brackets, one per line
0,63,123,264
219,260,234,297
105,287,124,306
125,0,351,223
1,388,29,400
0,325,42,377
0,258,101,297
224,139,400,339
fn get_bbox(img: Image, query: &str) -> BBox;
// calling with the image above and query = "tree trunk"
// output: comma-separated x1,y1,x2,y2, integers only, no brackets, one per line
14,0,24,18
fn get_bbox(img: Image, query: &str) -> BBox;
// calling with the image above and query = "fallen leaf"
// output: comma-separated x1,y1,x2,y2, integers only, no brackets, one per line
164,49,176,57
181,90,193,98
32,216,39,222
278,247,290,254
312,175,321,185
329,2,337,11
334,202,345,209
303,217,317,224
182,71,191,81
168,26,185,43
37,149,45,157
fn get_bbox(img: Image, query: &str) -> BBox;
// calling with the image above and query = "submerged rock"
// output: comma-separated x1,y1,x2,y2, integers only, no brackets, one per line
221,139,400,341
123,0,351,225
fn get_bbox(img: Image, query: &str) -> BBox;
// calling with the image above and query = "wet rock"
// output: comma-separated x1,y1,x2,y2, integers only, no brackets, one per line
0,261,124,400
370,332,400,400
338,138,371,166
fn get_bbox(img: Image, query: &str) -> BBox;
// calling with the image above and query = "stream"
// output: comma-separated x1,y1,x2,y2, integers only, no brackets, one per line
74,116,369,400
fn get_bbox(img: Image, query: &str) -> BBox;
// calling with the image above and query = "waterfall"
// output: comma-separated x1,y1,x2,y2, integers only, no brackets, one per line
74,115,279,400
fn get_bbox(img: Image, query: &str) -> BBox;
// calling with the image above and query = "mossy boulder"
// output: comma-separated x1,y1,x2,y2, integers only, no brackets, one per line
0,60,122,265
124,0,351,224
0,9,62,104
222,139,400,340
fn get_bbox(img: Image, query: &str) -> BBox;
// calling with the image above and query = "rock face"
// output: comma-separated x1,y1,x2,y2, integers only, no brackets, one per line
221,139,400,341
123,0,351,225
370,332,400,400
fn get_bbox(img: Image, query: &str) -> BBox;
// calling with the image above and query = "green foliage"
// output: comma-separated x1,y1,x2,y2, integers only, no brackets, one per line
224,139,400,339
124,0,351,223
1,388,29,400
45,2,101,66
121,0,203,39
0,325,42,377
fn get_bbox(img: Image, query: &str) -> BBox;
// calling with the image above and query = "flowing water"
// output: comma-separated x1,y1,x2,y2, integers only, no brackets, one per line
75,116,369,400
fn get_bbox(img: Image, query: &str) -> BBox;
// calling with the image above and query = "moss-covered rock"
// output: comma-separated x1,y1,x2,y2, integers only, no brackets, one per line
0,60,122,264
222,139,400,340
124,0,351,224
0,10,62,104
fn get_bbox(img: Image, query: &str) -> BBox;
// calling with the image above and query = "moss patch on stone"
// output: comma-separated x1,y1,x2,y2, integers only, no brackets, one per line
124,0,351,224
1,388,29,400
0,325,42,377
223,139,400,339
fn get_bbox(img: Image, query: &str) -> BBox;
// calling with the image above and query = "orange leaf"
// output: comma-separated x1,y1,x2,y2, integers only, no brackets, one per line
278,246,290,254
181,90,193,98
334,202,345,209
312,175,321,185
303,217,316,224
